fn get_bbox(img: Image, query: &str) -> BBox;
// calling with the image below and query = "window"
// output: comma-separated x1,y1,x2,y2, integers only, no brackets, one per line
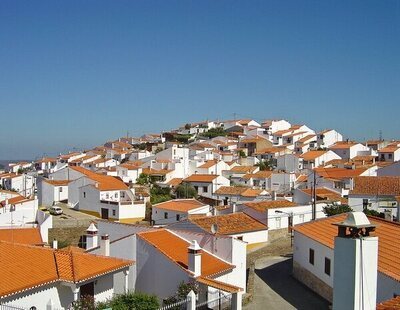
121,192,125,198
275,217,281,228
325,257,331,276
83,192,86,198
389,154,393,159
164,212,168,219
299,214,305,223
115,193,118,198
237,236,243,241
112,210,116,216
176,214,180,221
309,249,315,265
203,186,208,193
59,187,63,192
194,186,199,192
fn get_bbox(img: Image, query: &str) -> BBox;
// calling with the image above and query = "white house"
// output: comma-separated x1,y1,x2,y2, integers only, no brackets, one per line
239,200,326,230
0,173,35,197
89,221,246,308
215,186,269,205
299,150,341,171
317,129,343,148
116,162,143,184
276,154,302,173
329,141,371,159
292,213,400,303
378,143,400,162
378,160,400,176
0,240,133,309
183,174,230,199
35,157,58,174
348,176,400,217
152,199,210,225
37,178,69,206
68,166,147,221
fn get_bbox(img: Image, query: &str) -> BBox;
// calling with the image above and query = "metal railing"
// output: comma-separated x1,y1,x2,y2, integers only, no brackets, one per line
0,305,26,310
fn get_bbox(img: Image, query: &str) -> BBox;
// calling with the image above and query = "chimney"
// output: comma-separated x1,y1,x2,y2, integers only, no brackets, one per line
271,191,277,201
232,202,237,213
332,212,378,310
52,239,58,249
100,234,110,256
86,222,99,250
188,240,202,277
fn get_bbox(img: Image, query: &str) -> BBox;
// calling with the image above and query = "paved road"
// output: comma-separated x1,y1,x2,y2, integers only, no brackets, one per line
51,203,97,228
244,256,330,310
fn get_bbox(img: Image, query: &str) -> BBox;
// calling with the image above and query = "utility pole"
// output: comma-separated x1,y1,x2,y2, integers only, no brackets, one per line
312,169,316,220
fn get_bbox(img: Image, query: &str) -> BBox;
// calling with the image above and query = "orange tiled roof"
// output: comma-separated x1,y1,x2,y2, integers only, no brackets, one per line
190,212,267,235
0,195,28,207
315,167,369,180
137,229,233,277
70,166,128,191
197,276,243,293
154,199,207,212
293,214,400,282
142,168,173,176
183,174,218,183
301,187,347,203
350,176,400,196
300,150,327,160
242,170,273,180
379,146,400,153
240,188,264,197
199,160,218,169
167,178,183,187
0,228,43,245
43,179,70,186
215,186,247,195
230,166,258,173
377,296,400,309
0,241,133,298
329,141,358,149
244,200,297,212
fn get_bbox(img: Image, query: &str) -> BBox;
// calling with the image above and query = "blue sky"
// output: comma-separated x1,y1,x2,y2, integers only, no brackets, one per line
0,0,399,159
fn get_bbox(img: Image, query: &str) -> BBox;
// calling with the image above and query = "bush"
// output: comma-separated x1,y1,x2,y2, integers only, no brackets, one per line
201,127,227,138
150,185,172,204
323,203,353,216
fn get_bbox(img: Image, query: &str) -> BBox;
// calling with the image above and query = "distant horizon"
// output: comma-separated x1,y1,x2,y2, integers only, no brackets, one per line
0,116,394,161
1,1,399,159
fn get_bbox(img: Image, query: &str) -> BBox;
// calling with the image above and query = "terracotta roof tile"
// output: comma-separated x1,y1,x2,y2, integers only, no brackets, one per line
351,176,400,196
183,174,219,183
197,276,243,293
300,150,327,160
190,212,268,234
154,199,207,212
244,200,297,212
71,166,128,191
377,296,400,309
137,229,233,277
0,228,43,245
43,179,70,186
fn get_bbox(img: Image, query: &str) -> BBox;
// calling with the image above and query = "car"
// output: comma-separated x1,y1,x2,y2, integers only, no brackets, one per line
49,206,63,215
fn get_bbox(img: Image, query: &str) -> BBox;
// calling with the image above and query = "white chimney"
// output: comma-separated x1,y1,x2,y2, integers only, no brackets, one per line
86,222,99,250
52,239,58,249
232,202,237,213
188,240,202,277
332,212,378,310
100,234,110,256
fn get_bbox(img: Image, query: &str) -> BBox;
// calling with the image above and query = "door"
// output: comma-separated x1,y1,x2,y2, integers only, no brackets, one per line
101,208,109,219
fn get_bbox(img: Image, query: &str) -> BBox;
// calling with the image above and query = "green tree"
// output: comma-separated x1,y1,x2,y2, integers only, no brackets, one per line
136,173,151,185
255,160,274,171
238,150,246,158
201,127,227,138
323,203,353,216
175,183,198,199
150,185,172,204
363,208,385,218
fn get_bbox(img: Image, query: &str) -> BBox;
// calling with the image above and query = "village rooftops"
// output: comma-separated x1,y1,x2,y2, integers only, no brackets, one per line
229,166,259,174
300,188,347,204
137,229,234,277
0,241,133,298
70,166,128,191
153,199,207,212
329,141,359,149
183,174,219,183
377,295,400,310
214,186,267,197
243,200,297,212
0,194,30,207
293,214,400,282
198,160,218,169
350,176,400,196
189,212,268,235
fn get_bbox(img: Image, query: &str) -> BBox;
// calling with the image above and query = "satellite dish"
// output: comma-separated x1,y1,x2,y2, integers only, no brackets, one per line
211,223,218,235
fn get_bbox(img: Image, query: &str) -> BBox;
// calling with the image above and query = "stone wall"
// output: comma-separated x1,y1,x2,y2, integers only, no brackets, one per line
292,261,333,302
